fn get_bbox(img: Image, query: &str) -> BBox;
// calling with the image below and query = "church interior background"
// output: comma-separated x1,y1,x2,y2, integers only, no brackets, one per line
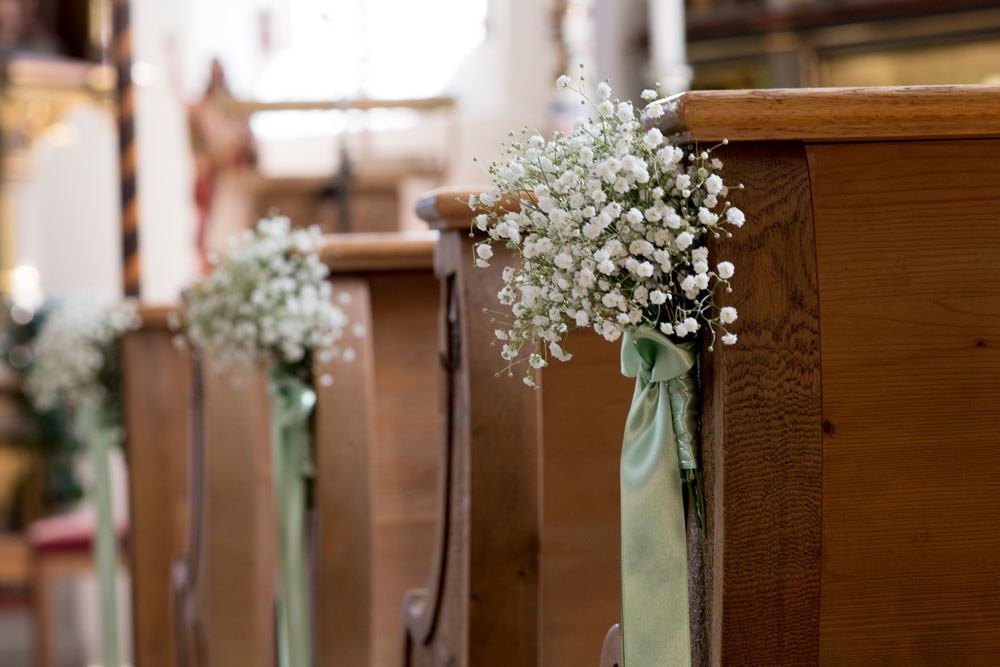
1,0,1000,665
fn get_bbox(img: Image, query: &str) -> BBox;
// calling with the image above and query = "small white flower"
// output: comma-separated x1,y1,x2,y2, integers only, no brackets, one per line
674,322,689,337
637,262,654,278
694,260,709,275
722,333,737,345
705,174,724,195
683,317,700,333
726,207,745,227
598,100,614,117
597,81,612,99
650,290,667,305
529,353,548,369
643,128,664,150
692,247,708,261
557,74,571,89
474,214,489,231
641,89,658,101
659,322,674,335
720,306,738,324
717,261,735,279
675,232,694,250
476,244,493,260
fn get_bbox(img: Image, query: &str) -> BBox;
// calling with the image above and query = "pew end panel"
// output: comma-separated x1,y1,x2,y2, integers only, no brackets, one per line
321,231,442,667
122,306,194,667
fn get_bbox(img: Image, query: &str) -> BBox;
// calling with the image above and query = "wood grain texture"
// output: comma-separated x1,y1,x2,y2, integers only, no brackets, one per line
702,142,823,666
809,139,1000,665
314,279,374,667
201,360,275,667
366,271,441,667
122,326,192,667
402,232,542,666
658,86,1000,143
540,331,632,666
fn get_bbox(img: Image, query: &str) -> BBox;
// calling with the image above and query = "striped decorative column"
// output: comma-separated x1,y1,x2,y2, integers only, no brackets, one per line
112,0,141,297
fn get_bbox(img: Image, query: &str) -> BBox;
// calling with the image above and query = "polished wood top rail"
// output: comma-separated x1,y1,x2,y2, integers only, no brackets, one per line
658,85,1000,143
135,305,180,331
416,188,490,232
319,231,438,272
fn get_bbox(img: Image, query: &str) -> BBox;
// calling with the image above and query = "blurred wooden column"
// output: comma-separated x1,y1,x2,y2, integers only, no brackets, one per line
122,306,193,667
111,0,141,296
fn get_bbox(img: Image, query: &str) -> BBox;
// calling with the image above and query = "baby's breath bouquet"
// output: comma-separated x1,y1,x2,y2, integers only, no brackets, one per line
470,72,745,665
185,217,349,382
184,217,349,667
25,294,141,667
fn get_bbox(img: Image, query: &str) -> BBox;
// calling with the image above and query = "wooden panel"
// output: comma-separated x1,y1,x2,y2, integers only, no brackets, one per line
202,361,275,667
367,271,440,667
657,86,1000,143
123,326,191,667
702,142,824,666
322,231,437,273
810,139,1000,665
402,232,541,666
540,332,632,665
314,279,375,667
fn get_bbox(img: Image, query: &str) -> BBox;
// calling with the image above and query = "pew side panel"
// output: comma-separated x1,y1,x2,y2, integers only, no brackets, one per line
539,331,632,665
318,231,441,667
314,278,375,667
123,308,192,667
367,269,441,667
202,359,275,667
809,139,1000,664
402,229,542,666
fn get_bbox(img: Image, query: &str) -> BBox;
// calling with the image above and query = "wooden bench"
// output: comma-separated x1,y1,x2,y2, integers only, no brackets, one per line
409,84,1000,666
174,231,441,667
402,193,635,666
122,306,193,667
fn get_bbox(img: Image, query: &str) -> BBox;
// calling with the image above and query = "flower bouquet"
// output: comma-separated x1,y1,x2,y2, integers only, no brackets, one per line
469,72,744,665
25,295,141,667
183,217,349,667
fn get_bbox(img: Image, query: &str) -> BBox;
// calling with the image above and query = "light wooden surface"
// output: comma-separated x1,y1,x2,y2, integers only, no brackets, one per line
321,231,437,273
202,360,275,667
539,332,632,665
315,279,375,667
657,85,1000,142
123,323,192,667
810,139,1000,664
315,237,441,666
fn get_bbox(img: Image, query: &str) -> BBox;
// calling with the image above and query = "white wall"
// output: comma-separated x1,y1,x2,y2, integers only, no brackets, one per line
15,105,121,298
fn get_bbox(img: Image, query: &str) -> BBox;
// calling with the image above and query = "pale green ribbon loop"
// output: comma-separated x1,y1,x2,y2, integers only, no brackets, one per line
268,368,316,667
73,403,121,667
620,326,694,667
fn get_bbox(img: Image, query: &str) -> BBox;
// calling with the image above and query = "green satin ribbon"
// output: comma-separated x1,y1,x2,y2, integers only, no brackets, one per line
73,403,121,667
620,326,695,667
268,368,317,667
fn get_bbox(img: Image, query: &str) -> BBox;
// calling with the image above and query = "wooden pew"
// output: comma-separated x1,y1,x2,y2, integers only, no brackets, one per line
122,306,193,667
180,232,441,667
316,231,441,666
408,84,1000,667
403,193,634,666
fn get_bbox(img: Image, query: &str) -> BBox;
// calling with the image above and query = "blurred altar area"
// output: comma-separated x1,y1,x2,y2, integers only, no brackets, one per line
2,0,1000,665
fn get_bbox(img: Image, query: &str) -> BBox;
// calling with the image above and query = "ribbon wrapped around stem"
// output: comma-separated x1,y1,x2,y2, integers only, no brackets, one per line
73,403,122,667
620,326,699,667
268,367,317,667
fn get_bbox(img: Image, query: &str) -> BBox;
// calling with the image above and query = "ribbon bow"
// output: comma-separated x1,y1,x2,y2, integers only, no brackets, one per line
619,326,695,667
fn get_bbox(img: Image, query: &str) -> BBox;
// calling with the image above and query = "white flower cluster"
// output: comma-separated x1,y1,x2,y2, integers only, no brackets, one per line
472,75,743,386
184,217,350,371
25,295,140,413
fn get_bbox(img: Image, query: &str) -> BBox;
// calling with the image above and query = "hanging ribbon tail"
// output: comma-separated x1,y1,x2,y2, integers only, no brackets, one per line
74,404,122,667
268,369,317,667
619,327,695,667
